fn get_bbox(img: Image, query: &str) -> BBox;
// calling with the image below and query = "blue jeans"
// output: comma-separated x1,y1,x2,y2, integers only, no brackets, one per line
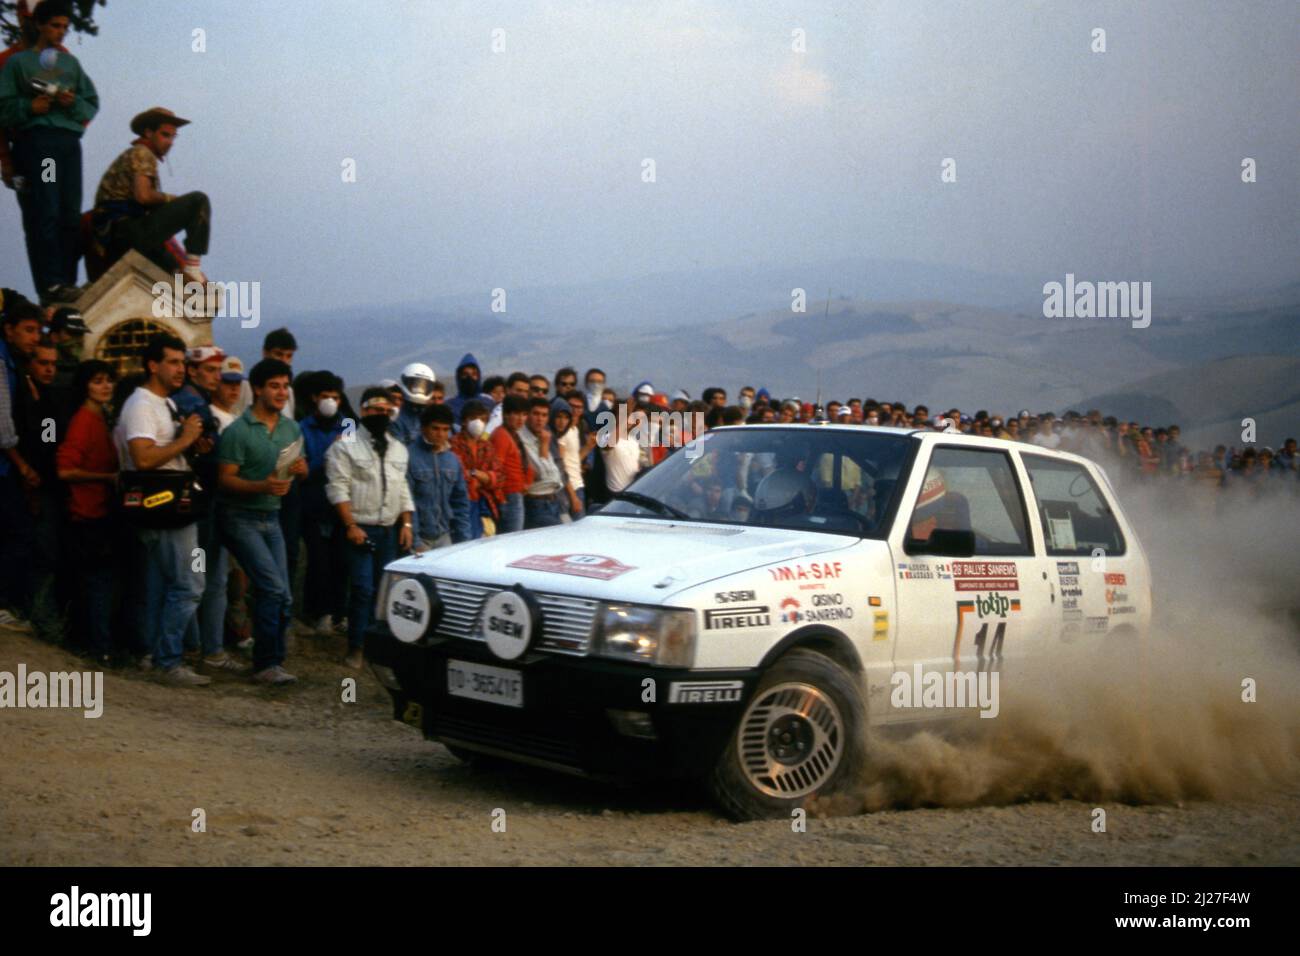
138,524,204,671
346,524,396,651
69,517,116,657
187,510,230,657
219,507,291,672
466,498,487,540
0,470,35,614
499,492,525,534
525,493,566,529
13,127,82,292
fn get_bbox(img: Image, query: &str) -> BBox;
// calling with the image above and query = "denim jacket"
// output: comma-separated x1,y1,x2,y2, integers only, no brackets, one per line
407,438,471,544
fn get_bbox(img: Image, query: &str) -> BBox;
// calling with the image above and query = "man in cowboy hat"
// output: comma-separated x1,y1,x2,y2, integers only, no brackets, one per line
91,106,210,285
0,0,99,304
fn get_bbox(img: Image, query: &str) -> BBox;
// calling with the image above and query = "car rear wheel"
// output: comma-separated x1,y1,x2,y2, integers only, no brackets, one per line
708,647,865,820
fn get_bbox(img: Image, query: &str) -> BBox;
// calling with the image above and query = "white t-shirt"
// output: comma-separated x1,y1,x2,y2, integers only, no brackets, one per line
211,404,236,433
558,427,583,490
115,386,187,471
602,437,642,493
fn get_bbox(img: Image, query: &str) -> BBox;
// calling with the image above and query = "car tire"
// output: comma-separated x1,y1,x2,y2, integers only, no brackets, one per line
708,647,866,820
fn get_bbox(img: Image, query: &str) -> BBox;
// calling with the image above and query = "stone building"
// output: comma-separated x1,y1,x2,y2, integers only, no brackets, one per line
74,250,216,377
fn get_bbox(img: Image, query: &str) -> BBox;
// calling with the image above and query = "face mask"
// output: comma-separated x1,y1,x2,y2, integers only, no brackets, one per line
317,397,339,418
740,396,753,410
361,415,390,439
387,406,400,422
466,419,486,438
586,382,603,399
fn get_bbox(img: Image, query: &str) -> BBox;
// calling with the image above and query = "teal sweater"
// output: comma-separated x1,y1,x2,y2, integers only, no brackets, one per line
0,46,98,134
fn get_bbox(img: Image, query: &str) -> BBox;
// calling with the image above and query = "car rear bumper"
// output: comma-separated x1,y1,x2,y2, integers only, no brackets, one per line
365,622,759,780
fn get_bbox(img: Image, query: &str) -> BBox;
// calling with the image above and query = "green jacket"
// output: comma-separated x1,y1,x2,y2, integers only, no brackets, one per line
0,47,98,134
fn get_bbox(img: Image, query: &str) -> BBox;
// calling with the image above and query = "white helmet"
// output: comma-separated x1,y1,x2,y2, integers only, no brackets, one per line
753,467,815,518
399,363,436,405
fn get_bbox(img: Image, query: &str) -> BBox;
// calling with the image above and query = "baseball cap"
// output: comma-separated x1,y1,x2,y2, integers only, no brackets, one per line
48,307,87,336
219,355,245,383
634,381,655,397
186,345,225,365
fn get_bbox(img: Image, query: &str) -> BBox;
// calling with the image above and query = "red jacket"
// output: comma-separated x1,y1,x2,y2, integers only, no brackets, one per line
56,405,118,520
452,430,503,510
490,425,534,496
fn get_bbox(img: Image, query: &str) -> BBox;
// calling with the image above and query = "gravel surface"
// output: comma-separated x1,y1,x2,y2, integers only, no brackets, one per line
2,626,1297,866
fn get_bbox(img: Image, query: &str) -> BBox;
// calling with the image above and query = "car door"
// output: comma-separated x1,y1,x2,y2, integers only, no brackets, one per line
887,442,1056,721
1018,451,1139,641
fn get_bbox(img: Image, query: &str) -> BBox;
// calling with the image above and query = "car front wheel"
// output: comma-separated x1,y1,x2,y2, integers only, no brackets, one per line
708,647,865,820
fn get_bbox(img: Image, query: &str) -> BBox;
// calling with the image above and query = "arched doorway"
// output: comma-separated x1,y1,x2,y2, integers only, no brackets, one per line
95,318,174,378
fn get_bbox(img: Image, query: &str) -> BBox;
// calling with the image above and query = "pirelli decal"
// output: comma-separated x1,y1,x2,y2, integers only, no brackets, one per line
703,605,770,629
669,680,744,704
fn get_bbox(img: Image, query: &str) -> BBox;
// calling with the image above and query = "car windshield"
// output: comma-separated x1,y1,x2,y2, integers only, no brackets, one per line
599,426,913,537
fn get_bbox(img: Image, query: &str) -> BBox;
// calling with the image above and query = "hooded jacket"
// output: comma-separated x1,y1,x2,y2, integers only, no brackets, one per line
447,353,486,420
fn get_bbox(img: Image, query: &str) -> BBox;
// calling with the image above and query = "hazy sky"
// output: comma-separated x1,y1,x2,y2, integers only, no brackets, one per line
3,0,1296,312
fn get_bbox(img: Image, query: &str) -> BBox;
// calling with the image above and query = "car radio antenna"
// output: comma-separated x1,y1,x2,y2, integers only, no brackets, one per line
815,290,830,415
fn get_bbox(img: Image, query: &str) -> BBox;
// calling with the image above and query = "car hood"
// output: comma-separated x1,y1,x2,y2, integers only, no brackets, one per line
384,515,859,604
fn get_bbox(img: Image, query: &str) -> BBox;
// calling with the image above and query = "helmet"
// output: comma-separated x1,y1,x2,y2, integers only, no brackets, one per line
399,363,436,405
753,467,815,518
915,472,947,514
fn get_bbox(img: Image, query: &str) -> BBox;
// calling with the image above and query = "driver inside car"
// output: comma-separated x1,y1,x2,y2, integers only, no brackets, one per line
751,466,818,526
908,470,973,544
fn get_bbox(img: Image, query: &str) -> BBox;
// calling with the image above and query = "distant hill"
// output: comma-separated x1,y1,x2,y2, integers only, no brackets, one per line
253,261,1299,448
1078,354,1300,449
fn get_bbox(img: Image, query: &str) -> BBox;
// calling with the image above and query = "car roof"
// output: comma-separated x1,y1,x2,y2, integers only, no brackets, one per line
709,423,1103,469
717,423,921,437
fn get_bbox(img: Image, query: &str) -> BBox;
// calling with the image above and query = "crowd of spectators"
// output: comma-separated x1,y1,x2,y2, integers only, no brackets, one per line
2,280,1295,689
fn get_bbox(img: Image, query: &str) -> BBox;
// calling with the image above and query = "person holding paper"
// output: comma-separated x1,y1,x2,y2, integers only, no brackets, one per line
215,358,306,685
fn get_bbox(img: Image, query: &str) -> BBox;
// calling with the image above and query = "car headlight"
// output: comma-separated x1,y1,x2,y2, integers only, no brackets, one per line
595,604,696,668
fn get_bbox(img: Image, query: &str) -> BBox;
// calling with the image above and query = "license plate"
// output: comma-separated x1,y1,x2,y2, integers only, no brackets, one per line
447,659,524,708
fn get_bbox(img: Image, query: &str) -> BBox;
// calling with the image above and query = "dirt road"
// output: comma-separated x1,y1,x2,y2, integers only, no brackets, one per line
2,626,1297,866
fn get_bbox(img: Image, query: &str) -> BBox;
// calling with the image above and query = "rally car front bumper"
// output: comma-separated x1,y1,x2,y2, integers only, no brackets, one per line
364,622,760,780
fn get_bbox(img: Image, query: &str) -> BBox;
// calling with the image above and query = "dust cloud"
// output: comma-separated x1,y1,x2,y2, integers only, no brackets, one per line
821,483,1300,814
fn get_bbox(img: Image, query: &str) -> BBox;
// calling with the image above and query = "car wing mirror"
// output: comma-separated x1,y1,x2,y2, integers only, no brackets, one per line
904,528,976,557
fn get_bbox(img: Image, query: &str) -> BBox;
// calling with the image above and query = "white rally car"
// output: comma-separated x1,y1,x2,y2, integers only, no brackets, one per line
365,425,1151,819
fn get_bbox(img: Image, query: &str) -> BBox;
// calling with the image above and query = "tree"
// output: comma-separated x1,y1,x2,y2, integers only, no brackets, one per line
1,1,106,48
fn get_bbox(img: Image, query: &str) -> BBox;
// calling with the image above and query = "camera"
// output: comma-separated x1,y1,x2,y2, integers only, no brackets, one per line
28,77,63,98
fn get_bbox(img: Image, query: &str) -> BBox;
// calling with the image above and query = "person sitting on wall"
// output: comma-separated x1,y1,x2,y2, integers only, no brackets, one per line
90,106,209,285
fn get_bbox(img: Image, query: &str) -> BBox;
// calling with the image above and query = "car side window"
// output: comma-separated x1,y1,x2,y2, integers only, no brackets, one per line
1021,453,1126,556
908,447,1032,556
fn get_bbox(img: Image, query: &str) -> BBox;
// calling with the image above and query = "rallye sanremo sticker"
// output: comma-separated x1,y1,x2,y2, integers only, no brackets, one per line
507,553,636,580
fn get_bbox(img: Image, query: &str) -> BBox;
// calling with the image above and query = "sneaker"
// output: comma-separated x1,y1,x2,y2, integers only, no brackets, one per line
200,652,251,676
252,665,298,686
235,636,253,652
0,609,33,632
158,664,211,687
183,648,202,666
343,649,364,670
332,617,349,636
136,653,153,671
312,614,333,635
40,283,81,305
